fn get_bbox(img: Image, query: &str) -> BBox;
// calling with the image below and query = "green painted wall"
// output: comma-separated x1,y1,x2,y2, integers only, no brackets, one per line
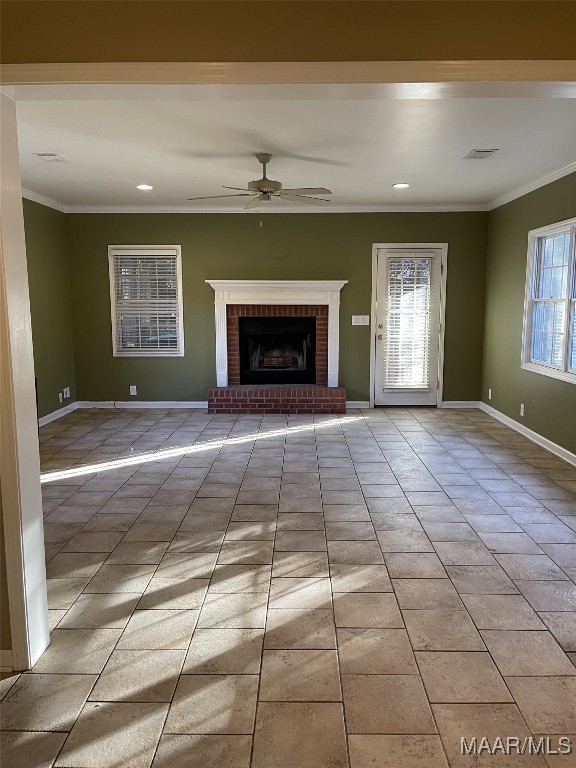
23,199,76,418
66,211,487,403
483,173,576,454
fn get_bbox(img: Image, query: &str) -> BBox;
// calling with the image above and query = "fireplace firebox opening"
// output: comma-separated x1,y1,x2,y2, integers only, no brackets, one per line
239,316,316,384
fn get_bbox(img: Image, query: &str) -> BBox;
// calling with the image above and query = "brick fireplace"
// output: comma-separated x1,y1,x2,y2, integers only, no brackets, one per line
205,280,347,414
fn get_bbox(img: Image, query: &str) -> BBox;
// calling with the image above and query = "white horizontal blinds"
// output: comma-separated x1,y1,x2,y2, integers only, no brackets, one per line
383,253,436,390
570,299,576,372
530,232,570,368
111,248,183,356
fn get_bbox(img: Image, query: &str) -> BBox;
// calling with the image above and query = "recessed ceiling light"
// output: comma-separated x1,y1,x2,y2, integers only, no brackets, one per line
137,184,153,191
392,183,410,189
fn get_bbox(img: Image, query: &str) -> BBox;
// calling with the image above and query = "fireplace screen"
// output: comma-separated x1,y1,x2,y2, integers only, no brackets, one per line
239,316,316,384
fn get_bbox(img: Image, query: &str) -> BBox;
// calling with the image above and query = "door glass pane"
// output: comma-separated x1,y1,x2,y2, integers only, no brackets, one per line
383,257,432,389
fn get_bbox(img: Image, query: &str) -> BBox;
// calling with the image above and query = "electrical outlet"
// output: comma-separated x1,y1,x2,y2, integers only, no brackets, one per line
130,385,137,396
59,392,63,403
64,386,70,399
488,388,492,400
520,403,525,417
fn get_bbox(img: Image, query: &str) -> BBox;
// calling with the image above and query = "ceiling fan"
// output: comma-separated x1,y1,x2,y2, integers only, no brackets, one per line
187,153,332,209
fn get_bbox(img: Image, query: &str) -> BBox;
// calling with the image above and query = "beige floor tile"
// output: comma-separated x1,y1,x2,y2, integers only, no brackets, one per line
461,594,546,629
330,563,392,592
325,522,376,540
272,551,329,577
152,734,252,768
217,541,274,565
252,702,348,768
181,511,233,529
259,649,341,701
137,577,209,609
348,735,448,768
230,505,277,522
33,628,122,673
495,554,569,580
342,674,436,734
505,677,576,733
164,674,258,734
89,649,185,701
481,630,576,676
337,628,417,674
432,703,547,768
167,531,225,552
377,531,434,553
43,522,85,543
105,541,169,564
58,593,140,629
328,541,384,564
117,609,199,649
156,552,218,579
46,553,108,579
420,522,479,542
0,731,68,768
434,542,496,566
47,577,90,609
385,553,447,578
84,564,156,593
478,531,544,554
393,578,463,609
540,612,576,652
446,565,519,594
265,609,336,649
198,592,269,628
225,522,276,541
208,564,271,593
62,531,124,553
122,521,181,541
184,628,263,674
277,513,324,530
333,592,403,628
417,651,513,703
403,610,485,651
515,581,576,611
0,673,96,731
269,577,332,610
274,530,327,551
323,504,371,522
54,701,168,768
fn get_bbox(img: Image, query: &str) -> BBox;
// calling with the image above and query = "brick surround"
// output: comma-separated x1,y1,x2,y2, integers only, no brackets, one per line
226,304,328,386
207,384,346,414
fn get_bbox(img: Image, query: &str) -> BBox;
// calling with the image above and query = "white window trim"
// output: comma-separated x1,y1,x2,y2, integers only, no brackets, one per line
108,245,185,357
521,217,576,384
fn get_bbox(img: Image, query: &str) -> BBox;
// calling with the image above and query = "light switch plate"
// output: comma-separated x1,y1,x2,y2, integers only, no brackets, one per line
352,315,369,326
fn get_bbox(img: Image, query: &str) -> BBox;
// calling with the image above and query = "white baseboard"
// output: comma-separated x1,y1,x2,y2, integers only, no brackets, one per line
346,401,371,409
38,402,78,426
439,401,483,409
479,402,576,468
0,650,13,670
75,400,208,409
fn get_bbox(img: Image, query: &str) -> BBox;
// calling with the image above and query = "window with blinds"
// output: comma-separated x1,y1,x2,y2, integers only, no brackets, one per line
383,256,435,390
108,246,184,357
522,219,576,383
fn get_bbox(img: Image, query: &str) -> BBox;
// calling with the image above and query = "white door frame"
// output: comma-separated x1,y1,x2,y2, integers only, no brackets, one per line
370,242,448,408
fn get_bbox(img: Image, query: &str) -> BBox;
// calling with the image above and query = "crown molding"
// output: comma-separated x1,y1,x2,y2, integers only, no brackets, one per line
487,161,576,210
64,203,488,214
21,188,67,212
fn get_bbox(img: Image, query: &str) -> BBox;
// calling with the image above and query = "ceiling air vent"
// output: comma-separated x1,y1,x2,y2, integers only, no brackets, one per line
32,152,68,162
463,149,499,160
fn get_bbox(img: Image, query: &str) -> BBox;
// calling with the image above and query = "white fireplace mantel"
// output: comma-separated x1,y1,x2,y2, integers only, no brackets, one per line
205,280,348,387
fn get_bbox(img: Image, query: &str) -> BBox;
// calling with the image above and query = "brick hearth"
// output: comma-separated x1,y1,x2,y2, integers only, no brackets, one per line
207,384,346,414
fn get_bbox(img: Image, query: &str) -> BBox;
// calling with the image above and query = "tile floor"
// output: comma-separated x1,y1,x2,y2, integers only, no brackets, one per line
1,406,576,767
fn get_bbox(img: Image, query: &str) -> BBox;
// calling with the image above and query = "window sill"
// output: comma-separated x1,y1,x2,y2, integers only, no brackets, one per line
522,362,576,385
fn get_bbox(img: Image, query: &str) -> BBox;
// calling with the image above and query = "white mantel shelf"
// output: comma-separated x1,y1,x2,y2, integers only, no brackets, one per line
205,279,348,387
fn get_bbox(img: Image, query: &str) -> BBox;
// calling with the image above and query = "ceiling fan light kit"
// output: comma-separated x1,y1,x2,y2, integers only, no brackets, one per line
187,152,333,209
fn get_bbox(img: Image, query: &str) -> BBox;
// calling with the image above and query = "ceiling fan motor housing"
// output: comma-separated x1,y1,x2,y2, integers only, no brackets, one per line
248,178,282,194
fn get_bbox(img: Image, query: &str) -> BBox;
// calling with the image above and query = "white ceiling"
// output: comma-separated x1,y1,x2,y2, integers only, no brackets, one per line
14,83,576,211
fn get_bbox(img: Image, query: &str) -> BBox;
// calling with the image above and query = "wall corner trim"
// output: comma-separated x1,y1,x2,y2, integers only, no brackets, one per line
346,401,371,409
37,402,78,427
439,401,483,409
0,650,14,670
478,402,576,468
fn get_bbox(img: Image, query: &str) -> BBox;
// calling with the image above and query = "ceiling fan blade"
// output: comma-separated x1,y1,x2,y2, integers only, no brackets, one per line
187,194,252,200
280,194,332,205
279,187,332,196
244,197,262,210
222,186,253,192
